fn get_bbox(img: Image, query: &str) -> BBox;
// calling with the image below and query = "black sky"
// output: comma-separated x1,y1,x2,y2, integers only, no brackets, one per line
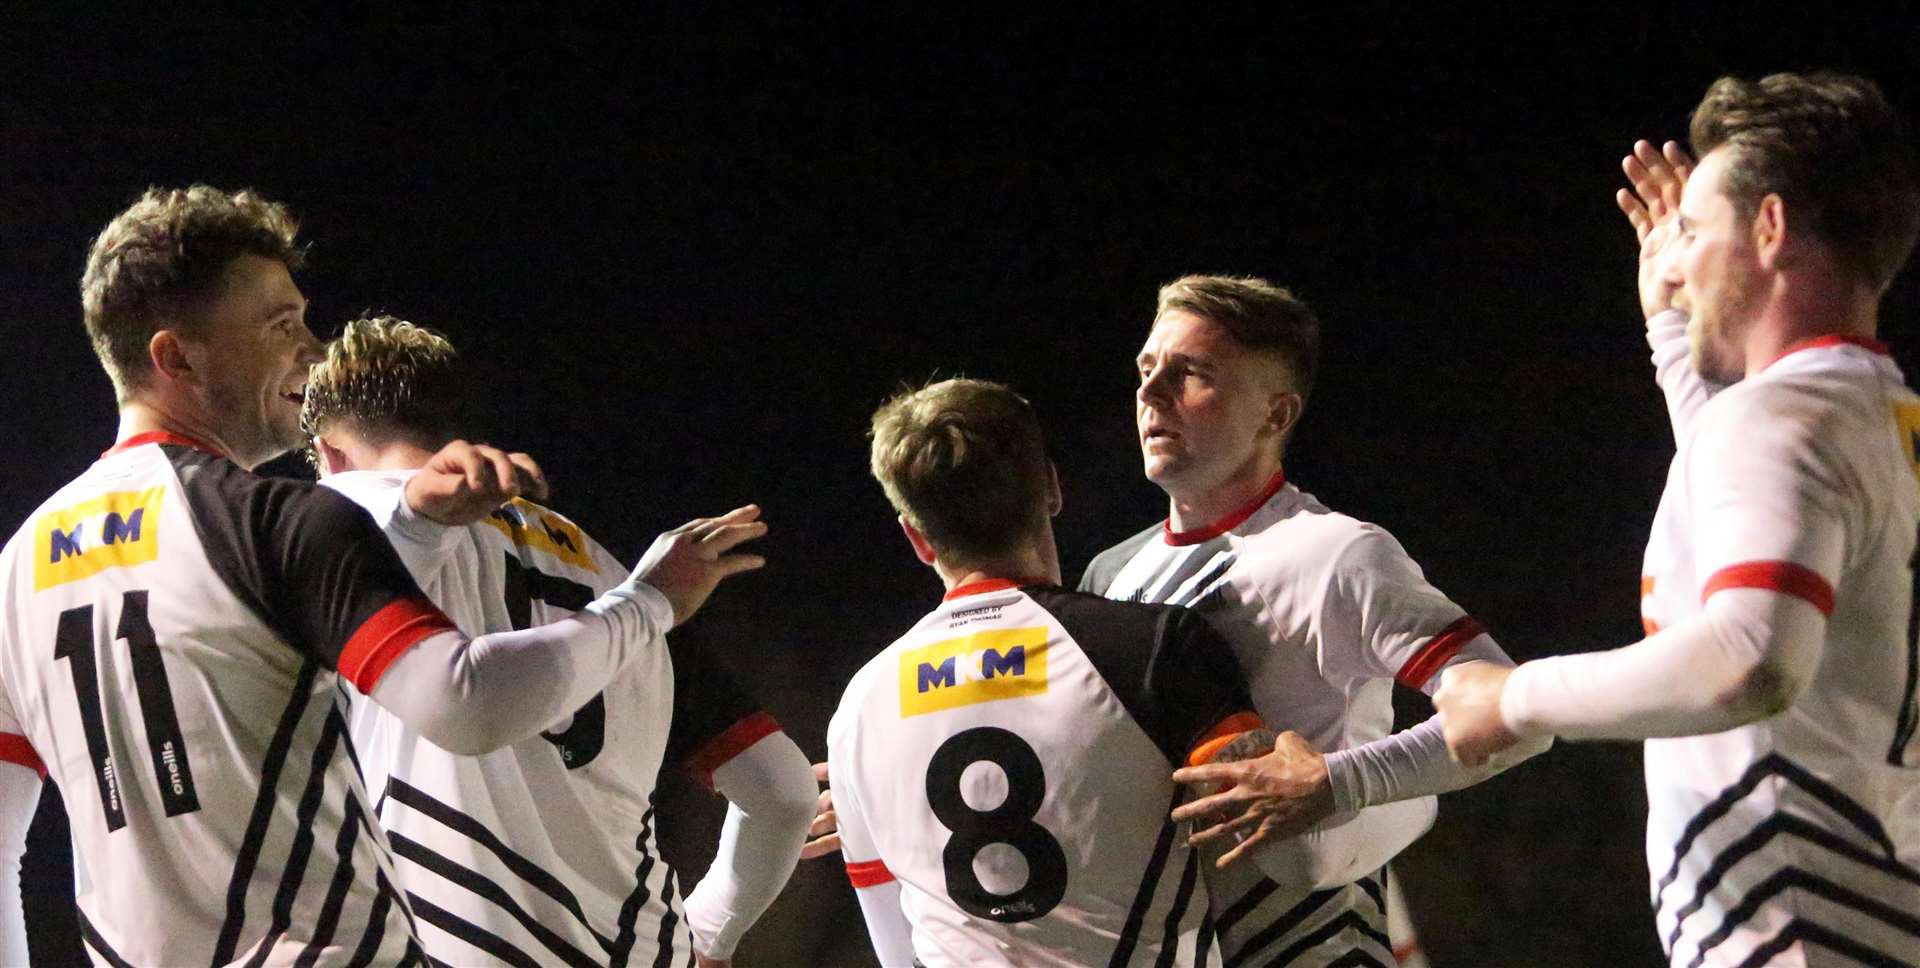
4,8,1918,966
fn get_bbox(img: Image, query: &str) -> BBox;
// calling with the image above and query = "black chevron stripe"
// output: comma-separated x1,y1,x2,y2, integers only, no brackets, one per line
1664,810,1920,950
389,831,604,968
1263,910,1394,968
1107,786,1183,967
1686,866,1920,968
1222,885,1342,968
1169,552,1238,608
1652,753,1897,920
1324,950,1392,968
1214,877,1281,937
1735,917,1916,968
1356,870,1386,915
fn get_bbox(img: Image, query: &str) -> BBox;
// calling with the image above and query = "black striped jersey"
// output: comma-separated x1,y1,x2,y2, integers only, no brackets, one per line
0,431,459,966
829,578,1262,968
1636,322,1920,966
323,471,775,968
1082,473,1485,968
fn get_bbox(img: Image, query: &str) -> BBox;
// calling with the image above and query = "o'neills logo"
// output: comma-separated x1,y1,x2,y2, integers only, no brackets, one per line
898,627,1048,717
35,488,165,590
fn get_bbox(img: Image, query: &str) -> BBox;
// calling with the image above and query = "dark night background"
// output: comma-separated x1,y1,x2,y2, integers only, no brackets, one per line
4,8,1919,966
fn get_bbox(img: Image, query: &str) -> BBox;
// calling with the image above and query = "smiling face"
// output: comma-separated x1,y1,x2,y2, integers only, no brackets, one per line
1135,309,1293,508
1675,149,1768,383
175,254,322,466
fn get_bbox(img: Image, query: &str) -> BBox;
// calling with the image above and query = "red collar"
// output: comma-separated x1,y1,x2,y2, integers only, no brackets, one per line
1164,470,1287,546
944,576,1051,601
1761,333,1890,373
104,430,227,460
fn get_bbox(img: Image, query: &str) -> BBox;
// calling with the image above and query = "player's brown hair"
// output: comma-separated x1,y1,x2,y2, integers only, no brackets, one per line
301,316,464,467
80,185,306,400
869,378,1051,566
1690,71,1920,291
1155,274,1321,400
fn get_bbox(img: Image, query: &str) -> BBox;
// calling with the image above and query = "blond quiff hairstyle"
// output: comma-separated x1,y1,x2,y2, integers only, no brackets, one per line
301,316,463,464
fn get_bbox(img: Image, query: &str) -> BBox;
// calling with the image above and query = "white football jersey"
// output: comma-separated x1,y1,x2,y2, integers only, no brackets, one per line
1638,332,1920,966
829,579,1262,968
1083,475,1487,967
0,432,459,966
324,471,774,968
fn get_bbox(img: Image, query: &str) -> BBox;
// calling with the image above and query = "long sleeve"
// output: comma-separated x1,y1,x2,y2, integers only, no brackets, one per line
0,763,39,966
683,731,816,959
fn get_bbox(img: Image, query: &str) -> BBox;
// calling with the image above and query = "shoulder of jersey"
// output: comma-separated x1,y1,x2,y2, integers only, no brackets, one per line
476,497,609,577
1237,490,1372,556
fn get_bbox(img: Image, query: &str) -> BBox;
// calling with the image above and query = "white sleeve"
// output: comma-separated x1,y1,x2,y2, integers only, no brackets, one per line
1323,711,1551,810
320,471,465,581
1315,529,1501,694
1502,587,1825,739
369,577,673,755
828,756,917,968
0,763,37,967
1647,309,1729,440
1244,795,1436,893
682,732,816,959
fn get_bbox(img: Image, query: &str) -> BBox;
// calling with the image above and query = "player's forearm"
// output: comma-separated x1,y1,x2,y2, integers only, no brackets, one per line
1502,588,1823,740
370,579,672,754
1247,795,1436,893
1323,710,1548,811
685,733,816,959
853,880,917,967
0,765,39,967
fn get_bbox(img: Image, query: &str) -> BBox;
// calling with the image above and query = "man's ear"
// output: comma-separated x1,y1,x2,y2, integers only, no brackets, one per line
1044,461,1063,518
1754,192,1789,271
311,434,350,477
1268,391,1305,439
148,329,196,387
898,515,937,566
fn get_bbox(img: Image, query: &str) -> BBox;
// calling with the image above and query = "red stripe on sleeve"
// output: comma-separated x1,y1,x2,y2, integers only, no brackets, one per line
684,712,782,790
846,858,895,888
1702,561,1836,617
338,598,458,693
0,734,46,779
1395,616,1488,689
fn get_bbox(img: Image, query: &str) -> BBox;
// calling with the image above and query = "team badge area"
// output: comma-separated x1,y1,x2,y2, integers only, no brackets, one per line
479,498,598,573
898,627,1047,717
34,488,164,590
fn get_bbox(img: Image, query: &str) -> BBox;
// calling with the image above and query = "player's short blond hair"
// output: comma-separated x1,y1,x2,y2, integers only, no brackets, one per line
1156,274,1320,401
302,316,463,465
81,185,305,400
869,378,1050,567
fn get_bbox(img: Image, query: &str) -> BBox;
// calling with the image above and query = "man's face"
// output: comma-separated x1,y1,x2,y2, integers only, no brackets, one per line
1675,149,1766,383
1135,309,1288,499
177,254,321,467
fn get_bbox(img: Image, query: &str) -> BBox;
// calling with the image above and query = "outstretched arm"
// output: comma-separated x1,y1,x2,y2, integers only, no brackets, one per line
683,731,816,964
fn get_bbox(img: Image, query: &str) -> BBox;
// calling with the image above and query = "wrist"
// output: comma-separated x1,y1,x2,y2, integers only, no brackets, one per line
1498,660,1544,738
1321,749,1363,812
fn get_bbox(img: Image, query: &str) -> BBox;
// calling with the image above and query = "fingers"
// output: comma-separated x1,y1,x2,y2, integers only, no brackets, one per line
710,553,768,579
812,762,830,783
1169,785,1245,824
1169,762,1235,787
808,809,838,838
1617,188,1653,242
1214,825,1274,868
798,832,842,861
1186,809,1262,846
507,452,548,501
1662,139,1695,176
700,521,770,553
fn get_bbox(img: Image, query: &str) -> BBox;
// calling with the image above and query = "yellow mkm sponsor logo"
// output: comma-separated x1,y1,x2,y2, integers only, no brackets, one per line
481,499,598,573
34,488,165,590
1897,402,1920,484
898,626,1047,717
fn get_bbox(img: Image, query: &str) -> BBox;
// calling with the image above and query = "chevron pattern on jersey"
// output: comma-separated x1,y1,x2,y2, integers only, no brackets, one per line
1216,869,1391,968
1651,753,1920,966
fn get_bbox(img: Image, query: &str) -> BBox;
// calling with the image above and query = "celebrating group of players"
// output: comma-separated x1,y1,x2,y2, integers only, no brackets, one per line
0,67,1915,968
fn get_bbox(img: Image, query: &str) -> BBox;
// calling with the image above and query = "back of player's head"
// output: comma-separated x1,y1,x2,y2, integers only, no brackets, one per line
1155,274,1321,400
869,378,1051,566
1690,71,1920,292
301,316,464,459
81,185,305,401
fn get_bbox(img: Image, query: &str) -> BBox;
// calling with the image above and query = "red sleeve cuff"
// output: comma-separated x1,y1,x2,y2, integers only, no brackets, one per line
1702,562,1835,616
684,711,782,790
0,734,46,779
846,858,895,888
1395,616,1487,689
338,598,457,693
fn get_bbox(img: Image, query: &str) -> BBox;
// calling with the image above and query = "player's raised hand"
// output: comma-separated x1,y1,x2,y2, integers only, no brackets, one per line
405,439,548,525
1433,661,1521,768
634,504,768,626
799,762,842,860
1170,729,1336,868
1616,139,1696,320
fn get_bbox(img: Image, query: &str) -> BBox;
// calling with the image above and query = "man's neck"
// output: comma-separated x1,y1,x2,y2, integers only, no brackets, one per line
339,436,439,473
116,399,253,467
1165,458,1285,534
936,545,1060,593
1743,270,1880,375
